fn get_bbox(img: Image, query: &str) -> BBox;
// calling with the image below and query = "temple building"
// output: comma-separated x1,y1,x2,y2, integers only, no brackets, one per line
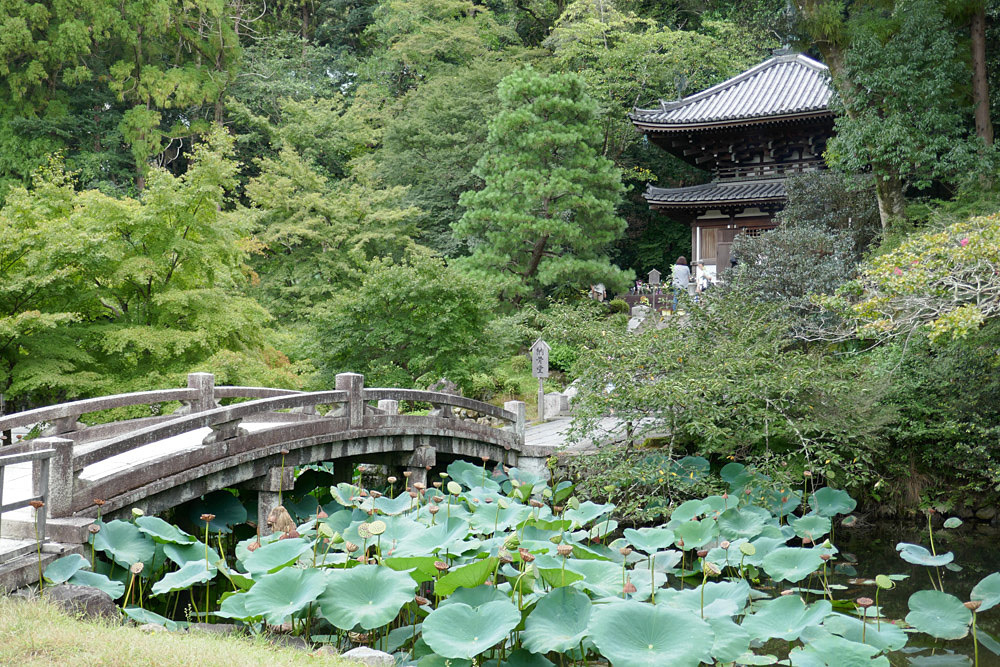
629,53,834,278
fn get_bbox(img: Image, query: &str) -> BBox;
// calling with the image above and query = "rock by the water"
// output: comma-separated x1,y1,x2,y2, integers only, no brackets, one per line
342,646,395,666
976,506,997,521
44,584,119,621
137,623,168,633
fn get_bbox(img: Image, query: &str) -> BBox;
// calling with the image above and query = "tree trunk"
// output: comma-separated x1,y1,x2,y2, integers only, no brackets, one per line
971,5,994,147
874,176,906,229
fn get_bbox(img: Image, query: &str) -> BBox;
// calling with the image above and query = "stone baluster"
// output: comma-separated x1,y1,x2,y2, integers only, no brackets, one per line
335,373,365,429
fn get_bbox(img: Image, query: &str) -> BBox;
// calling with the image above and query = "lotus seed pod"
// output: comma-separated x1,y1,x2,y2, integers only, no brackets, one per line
619,547,633,556
697,549,709,558
317,508,329,519
345,541,359,553
414,482,426,491
357,523,372,539
704,562,722,576
720,540,731,549
433,495,444,503
409,491,418,499
387,476,398,484
247,540,261,552
93,498,106,506
965,600,983,611
130,562,144,575
803,470,812,477
131,508,144,518
499,549,513,564
280,449,289,456
433,482,442,489
414,595,430,606
623,581,637,594
820,554,831,561
434,560,450,572
485,497,494,504
557,544,573,557
518,549,536,563
369,491,382,499
529,499,543,508
481,456,490,463
739,542,756,556
88,524,101,535
856,597,874,608
29,500,45,510
801,537,813,546
368,520,386,536
403,471,413,478
200,513,216,522
428,505,440,515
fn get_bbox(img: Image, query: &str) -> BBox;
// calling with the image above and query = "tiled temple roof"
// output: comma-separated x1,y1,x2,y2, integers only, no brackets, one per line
630,54,832,129
644,178,786,207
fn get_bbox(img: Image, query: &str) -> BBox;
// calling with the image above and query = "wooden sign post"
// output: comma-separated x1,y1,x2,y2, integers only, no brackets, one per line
530,338,550,421
648,268,661,311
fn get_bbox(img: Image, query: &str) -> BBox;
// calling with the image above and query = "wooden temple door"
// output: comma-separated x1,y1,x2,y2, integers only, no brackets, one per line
716,229,738,268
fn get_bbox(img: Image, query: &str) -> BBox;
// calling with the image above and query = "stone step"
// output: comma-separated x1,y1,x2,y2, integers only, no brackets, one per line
0,542,84,592
1,516,95,544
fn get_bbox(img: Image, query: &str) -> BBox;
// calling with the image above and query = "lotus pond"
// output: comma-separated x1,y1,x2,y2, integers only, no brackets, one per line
38,459,1000,666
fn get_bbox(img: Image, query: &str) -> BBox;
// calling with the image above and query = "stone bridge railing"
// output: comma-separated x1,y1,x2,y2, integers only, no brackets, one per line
0,373,529,531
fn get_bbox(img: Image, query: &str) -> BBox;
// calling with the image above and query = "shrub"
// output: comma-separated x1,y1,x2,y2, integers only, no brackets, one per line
607,298,629,314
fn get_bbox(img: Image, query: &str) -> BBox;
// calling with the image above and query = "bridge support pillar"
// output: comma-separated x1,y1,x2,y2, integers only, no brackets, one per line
31,437,74,518
516,455,551,482
242,467,295,537
402,445,435,488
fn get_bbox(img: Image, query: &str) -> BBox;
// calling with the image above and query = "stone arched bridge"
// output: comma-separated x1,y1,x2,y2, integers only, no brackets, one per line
0,373,556,551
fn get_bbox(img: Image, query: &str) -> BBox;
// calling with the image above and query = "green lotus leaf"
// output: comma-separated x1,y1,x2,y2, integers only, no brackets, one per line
656,580,750,619
791,514,832,541
701,494,735,514
319,564,416,630
762,547,824,583
345,514,424,546
66,570,125,599
215,561,255,592
588,600,714,667
163,539,221,568
440,584,509,610
446,460,501,492
671,456,710,482
906,590,972,640
384,623,422,654
418,656,472,667
670,499,708,523
136,516,197,544
565,559,637,599
371,492,414,516
244,567,326,625
435,557,498,597
822,613,908,651
788,632,889,666
184,490,247,534
735,654,780,665
330,483,363,506
470,502,532,535
717,507,771,540
943,517,963,529
43,554,91,585
215,591,258,621
720,462,755,492
384,556,440,583
564,501,614,529
760,489,801,517
674,519,717,550
151,559,216,596
123,606,186,631
392,517,471,558
93,519,155,569
809,487,857,518
631,550,682,574
741,595,832,642
977,629,1000,656
708,617,751,662
896,542,954,567
971,572,1000,612
521,588,592,654
623,527,676,553
242,538,312,577
422,600,521,659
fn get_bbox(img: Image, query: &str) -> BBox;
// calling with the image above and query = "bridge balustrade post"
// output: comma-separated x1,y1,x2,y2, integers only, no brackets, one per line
30,437,74,518
377,399,398,415
41,415,84,437
503,401,526,440
186,373,217,413
335,373,365,429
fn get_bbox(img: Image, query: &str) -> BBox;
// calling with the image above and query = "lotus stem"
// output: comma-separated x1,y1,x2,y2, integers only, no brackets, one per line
973,611,979,667
650,554,656,604
32,506,43,593
875,587,881,630
700,568,708,619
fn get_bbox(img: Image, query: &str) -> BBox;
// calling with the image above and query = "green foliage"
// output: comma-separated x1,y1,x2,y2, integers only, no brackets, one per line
455,68,632,304
777,172,882,258
312,251,501,390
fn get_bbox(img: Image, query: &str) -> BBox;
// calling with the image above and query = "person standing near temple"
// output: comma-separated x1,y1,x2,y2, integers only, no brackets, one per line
672,256,691,312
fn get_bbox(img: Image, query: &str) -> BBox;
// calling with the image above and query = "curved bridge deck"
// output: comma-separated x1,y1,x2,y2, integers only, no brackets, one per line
1,373,562,553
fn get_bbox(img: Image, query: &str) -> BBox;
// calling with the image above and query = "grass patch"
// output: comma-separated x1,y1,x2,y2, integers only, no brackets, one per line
0,595,360,666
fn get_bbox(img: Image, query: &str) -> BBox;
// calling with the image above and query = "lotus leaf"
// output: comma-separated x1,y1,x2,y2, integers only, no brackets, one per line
503,649,555,666
971,572,1000,612
567,559,663,600
977,629,1000,656
671,456,710,481
623,527,675,553
384,556,440,583
418,656,472,667
906,590,972,639
809,487,857,518
631,550,682,574
741,595,832,641
943,517,963,529
708,617,751,662
184,490,247,533
657,580,750,618
791,514,832,541
564,501,614,528
371,492,415,516
470,502,531,534
345,514,424,546
124,606,187,631
761,489,802,516
447,460,501,491
163,539,221,568
522,587,592,653
717,507,771,540
587,600,714,667
43,554,90,584
762,547,824,583
435,557,498,596
822,613,907,651
215,591,257,620
242,538,312,577
788,632,889,666
66,570,125,599
897,542,954,567
720,462,755,492
319,564,416,630
385,622,422,653
151,559,216,595
136,516,197,544
701,494,734,514
674,519,716,550
440,584,509,609
244,567,326,625
93,519,155,569
670,499,708,523
422,600,521,659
